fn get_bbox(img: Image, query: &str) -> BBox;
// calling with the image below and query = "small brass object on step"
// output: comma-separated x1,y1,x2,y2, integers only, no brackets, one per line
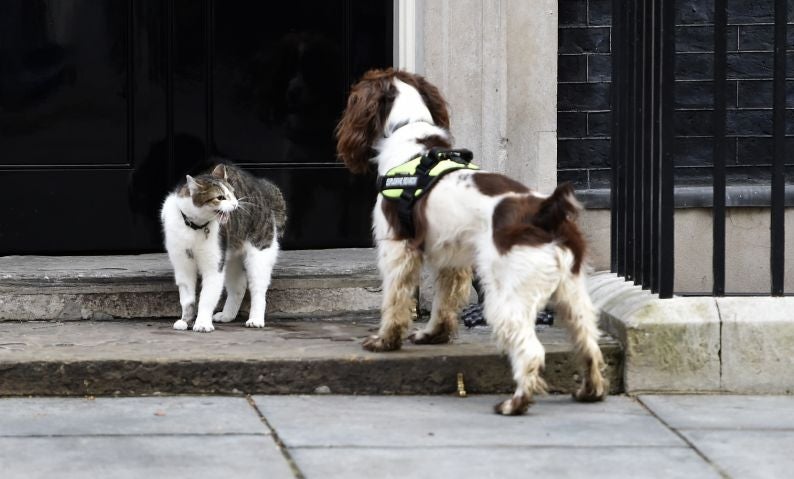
456,372,467,397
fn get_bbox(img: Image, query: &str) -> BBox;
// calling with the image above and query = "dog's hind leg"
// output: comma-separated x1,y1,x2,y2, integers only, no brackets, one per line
363,240,423,352
409,267,472,345
553,272,607,402
487,296,548,415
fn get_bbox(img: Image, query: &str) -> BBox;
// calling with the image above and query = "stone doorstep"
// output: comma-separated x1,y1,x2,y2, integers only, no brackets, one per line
0,249,382,320
0,318,623,397
590,272,794,395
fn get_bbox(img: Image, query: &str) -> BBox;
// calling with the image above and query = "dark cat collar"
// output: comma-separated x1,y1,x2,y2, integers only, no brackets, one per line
180,211,210,231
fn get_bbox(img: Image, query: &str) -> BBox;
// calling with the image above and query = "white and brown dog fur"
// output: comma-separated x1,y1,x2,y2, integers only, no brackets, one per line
336,68,607,415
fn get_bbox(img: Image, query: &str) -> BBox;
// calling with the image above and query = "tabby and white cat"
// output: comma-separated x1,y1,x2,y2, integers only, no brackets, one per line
160,163,287,332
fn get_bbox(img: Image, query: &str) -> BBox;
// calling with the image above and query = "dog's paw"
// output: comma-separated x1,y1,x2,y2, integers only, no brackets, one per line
173,319,188,331
573,381,607,403
213,312,236,323
361,335,401,352
494,395,532,416
245,318,265,328
192,321,215,333
408,329,451,345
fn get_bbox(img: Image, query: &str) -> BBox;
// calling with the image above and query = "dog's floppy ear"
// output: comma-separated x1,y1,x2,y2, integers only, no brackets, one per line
396,71,450,130
336,70,396,174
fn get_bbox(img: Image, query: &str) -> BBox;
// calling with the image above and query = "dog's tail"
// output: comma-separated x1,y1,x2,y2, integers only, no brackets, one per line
532,182,581,233
533,182,586,274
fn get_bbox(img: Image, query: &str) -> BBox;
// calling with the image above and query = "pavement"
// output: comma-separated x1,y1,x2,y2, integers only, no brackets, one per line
1,394,791,478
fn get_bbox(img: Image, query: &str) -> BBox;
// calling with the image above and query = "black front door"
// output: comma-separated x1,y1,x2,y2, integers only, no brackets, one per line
0,0,392,254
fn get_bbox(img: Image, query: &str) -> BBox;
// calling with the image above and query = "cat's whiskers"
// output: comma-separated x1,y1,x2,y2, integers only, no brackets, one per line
215,210,230,224
233,206,252,217
234,201,253,213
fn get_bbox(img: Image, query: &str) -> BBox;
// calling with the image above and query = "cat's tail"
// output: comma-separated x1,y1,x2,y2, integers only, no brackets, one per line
273,190,287,239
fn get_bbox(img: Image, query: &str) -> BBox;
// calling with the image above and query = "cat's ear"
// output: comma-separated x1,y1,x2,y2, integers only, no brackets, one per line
186,175,199,194
211,164,228,180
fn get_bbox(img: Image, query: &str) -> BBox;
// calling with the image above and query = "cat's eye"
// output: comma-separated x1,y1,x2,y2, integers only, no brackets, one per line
216,195,226,201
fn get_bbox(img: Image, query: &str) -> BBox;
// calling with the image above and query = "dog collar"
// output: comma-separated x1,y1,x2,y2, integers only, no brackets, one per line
384,119,434,138
377,148,479,237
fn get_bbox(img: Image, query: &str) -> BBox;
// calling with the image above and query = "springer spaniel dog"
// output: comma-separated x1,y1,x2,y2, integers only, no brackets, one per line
336,68,606,415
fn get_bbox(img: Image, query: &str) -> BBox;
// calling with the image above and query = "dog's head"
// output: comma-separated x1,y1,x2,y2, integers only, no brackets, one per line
335,68,450,174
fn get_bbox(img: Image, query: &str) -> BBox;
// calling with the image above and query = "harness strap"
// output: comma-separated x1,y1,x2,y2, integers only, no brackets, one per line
377,148,479,237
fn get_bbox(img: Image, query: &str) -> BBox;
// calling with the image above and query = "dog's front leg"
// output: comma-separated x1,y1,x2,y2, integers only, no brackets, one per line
364,240,422,352
409,267,471,345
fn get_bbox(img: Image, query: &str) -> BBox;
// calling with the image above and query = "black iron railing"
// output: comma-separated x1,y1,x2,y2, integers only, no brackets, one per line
610,0,787,298
610,0,675,297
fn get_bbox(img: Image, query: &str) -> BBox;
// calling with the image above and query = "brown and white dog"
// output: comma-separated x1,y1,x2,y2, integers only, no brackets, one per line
336,68,607,415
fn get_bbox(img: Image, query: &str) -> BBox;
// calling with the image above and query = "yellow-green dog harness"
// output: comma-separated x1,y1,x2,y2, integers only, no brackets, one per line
377,148,479,237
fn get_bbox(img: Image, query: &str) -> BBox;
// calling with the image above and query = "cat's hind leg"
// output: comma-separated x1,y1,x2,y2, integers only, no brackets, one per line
243,237,279,328
214,256,246,323
170,249,198,331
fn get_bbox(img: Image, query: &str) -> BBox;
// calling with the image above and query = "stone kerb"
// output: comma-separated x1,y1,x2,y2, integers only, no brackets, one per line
590,272,794,394
717,297,794,394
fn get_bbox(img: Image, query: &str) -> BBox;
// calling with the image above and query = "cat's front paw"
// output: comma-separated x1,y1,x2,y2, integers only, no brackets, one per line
192,321,215,333
173,319,189,330
213,312,236,323
245,318,265,328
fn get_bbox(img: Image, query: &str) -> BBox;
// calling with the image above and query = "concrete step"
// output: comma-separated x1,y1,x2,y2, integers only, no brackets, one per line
0,318,623,396
0,249,381,320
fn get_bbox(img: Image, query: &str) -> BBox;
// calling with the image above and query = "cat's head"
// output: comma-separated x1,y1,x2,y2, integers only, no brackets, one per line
182,164,239,224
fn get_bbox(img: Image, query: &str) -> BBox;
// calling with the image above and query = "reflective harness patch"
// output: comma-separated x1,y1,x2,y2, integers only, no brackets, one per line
377,148,479,237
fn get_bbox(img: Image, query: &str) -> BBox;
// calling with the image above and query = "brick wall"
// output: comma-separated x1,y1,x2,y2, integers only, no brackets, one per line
558,0,794,191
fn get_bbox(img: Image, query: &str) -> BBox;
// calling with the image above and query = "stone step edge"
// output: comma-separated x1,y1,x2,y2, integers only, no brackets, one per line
0,287,383,321
0,249,383,320
0,249,381,294
0,348,624,397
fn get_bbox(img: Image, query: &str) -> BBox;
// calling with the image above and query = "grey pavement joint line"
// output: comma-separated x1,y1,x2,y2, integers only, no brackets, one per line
246,395,305,479
287,444,695,451
0,433,267,439
637,397,731,479
715,298,724,389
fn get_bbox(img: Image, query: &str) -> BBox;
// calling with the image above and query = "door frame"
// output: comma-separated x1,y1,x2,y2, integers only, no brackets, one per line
395,0,421,72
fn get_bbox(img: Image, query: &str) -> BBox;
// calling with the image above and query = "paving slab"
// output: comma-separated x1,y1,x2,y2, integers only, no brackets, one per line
680,430,794,479
0,396,267,436
5,394,785,479
253,395,683,448
0,319,622,396
291,446,720,479
640,395,794,430
641,395,794,479
0,435,294,479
